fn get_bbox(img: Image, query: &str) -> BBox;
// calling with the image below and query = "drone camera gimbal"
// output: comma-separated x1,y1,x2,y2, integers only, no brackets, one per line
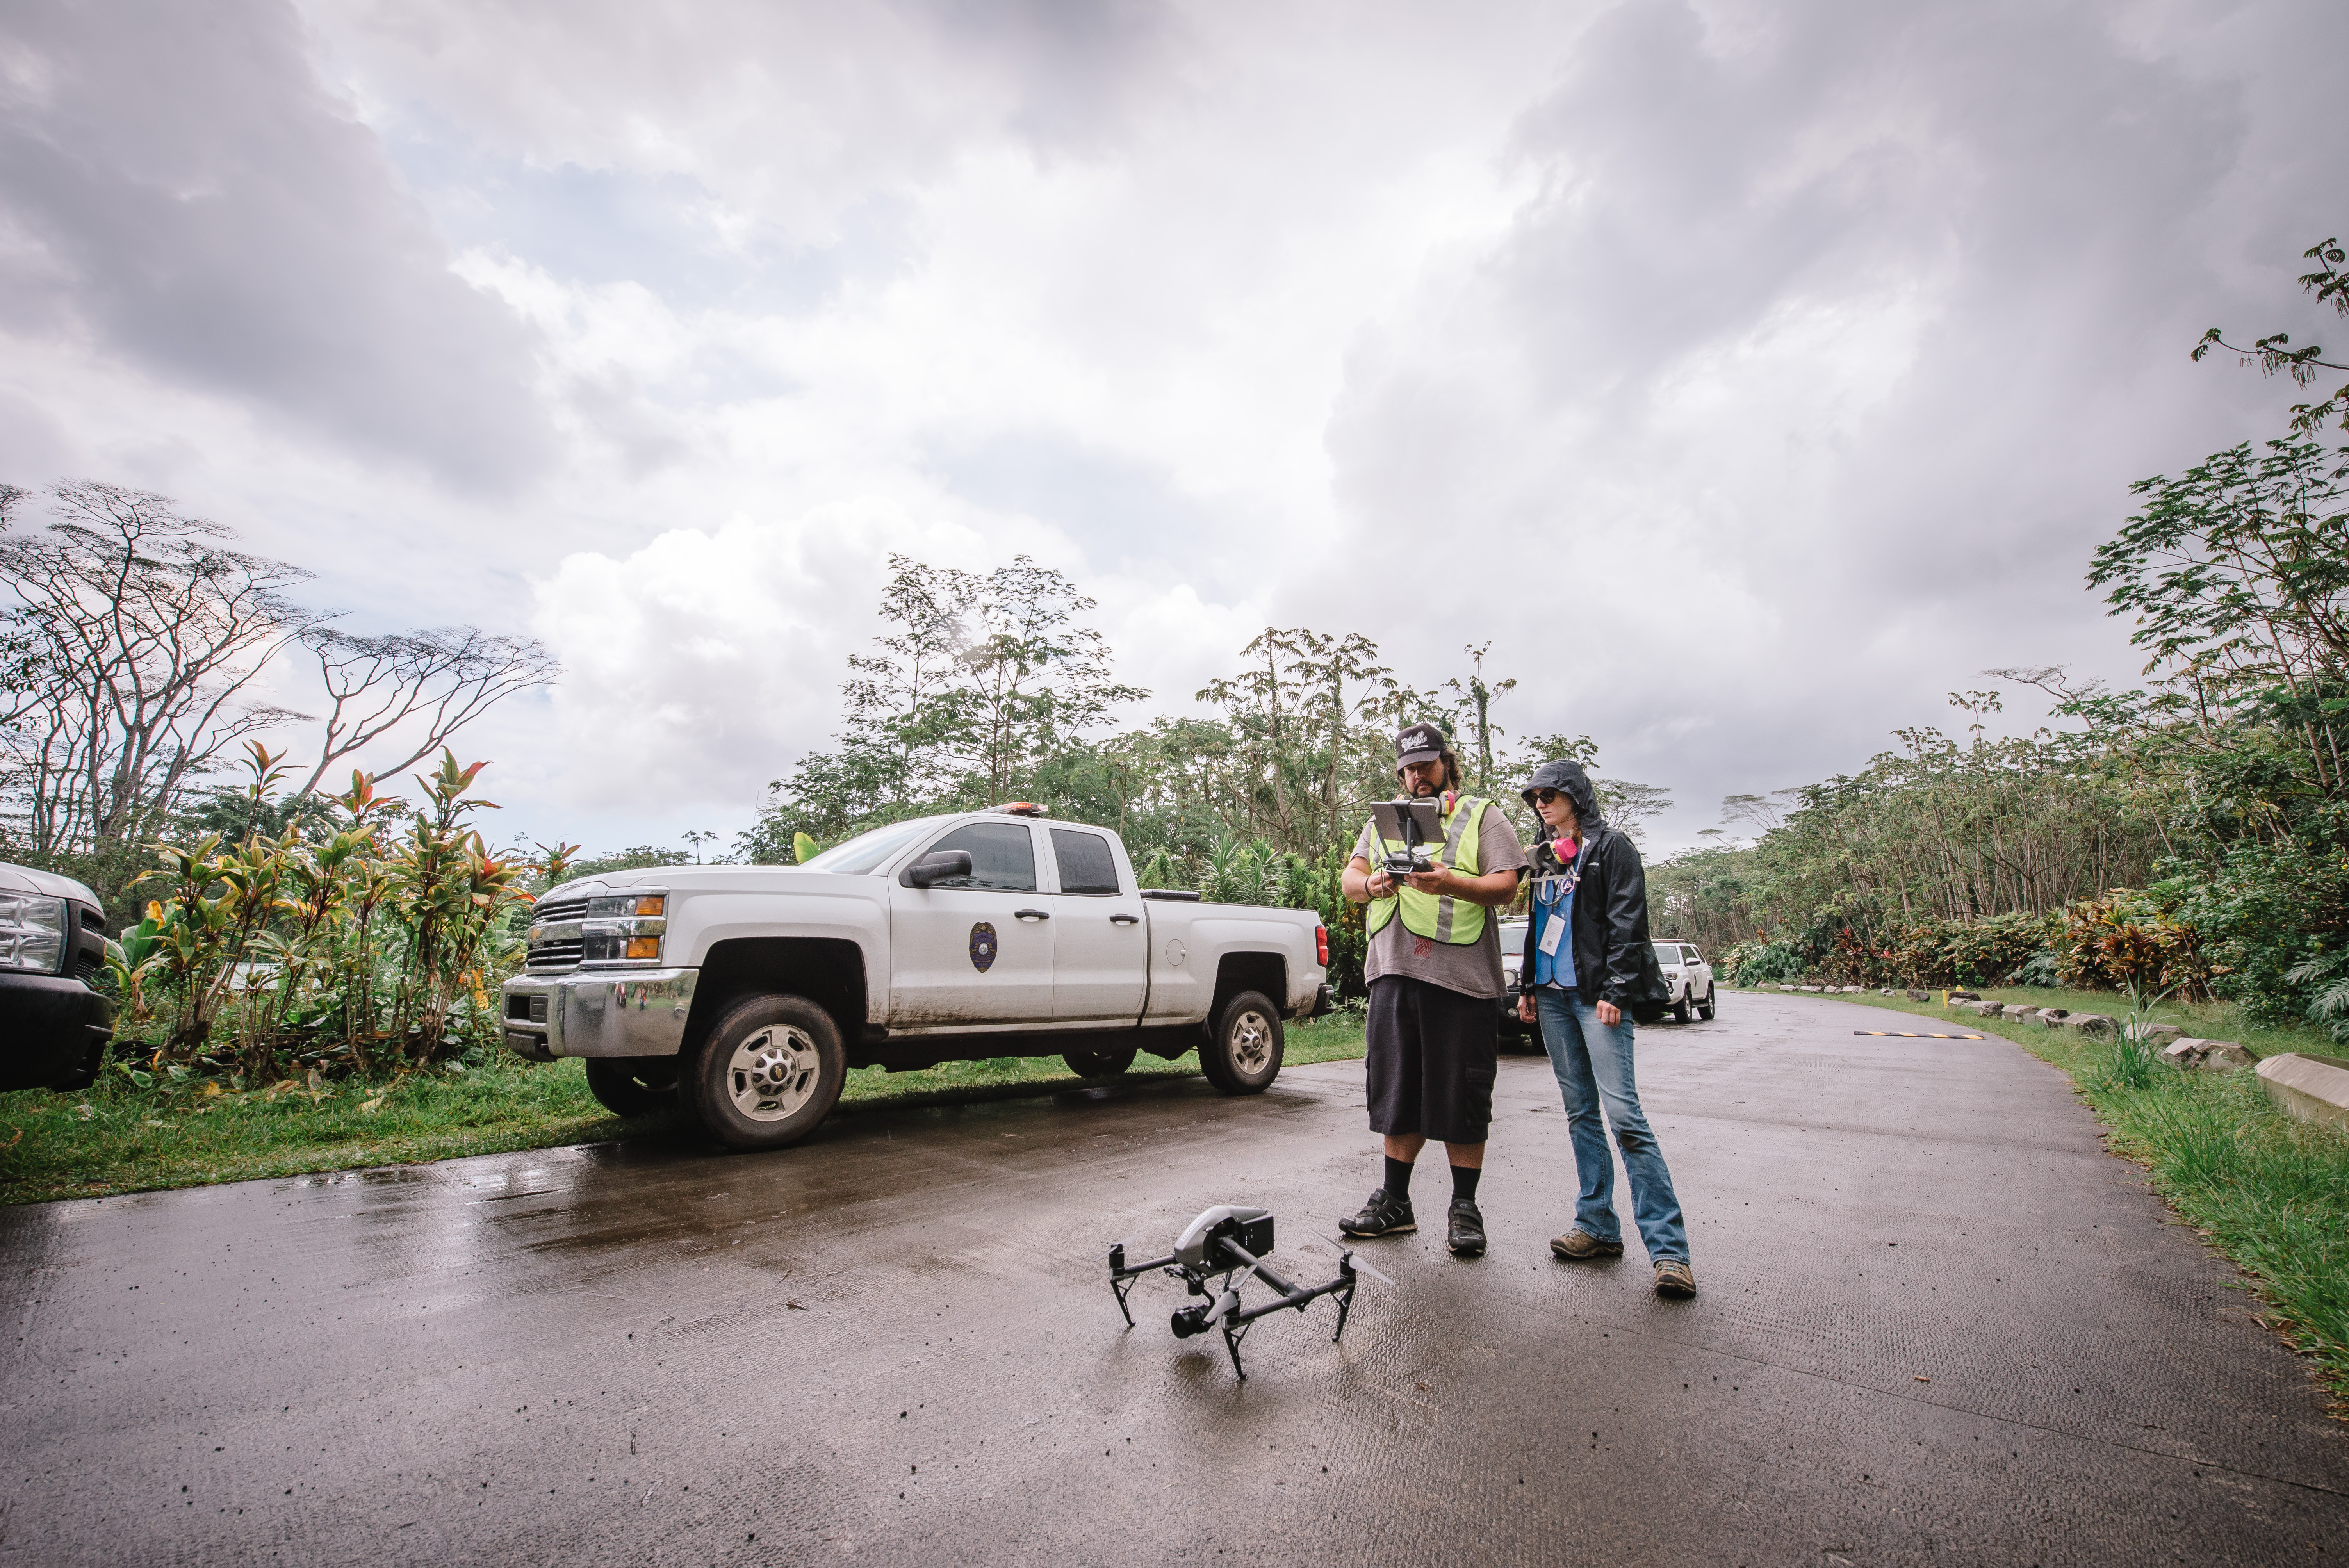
1108,1205,1388,1379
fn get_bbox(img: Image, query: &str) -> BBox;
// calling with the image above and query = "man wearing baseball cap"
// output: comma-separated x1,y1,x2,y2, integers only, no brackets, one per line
1337,722,1529,1256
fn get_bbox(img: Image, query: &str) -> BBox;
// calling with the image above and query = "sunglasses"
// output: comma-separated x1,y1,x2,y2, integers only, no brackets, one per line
1527,789,1563,805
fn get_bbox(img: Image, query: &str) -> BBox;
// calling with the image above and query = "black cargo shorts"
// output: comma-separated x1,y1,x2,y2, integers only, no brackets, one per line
1364,974,1499,1144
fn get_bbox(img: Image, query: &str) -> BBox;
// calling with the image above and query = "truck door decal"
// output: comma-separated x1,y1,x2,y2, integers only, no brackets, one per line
969,921,999,973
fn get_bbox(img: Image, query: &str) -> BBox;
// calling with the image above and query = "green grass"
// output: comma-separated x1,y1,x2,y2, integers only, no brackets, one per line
1742,984,2349,1414
0,1014,1368,1207
1832,982,2344,1061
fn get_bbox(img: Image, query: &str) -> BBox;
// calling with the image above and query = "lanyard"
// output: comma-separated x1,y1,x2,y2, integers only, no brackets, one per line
1533,845,1581,908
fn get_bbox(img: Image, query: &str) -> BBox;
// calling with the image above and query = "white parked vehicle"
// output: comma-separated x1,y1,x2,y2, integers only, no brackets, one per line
1497,918,1540,1048
1498,923,1715,1032
1655,941,1715,1023
501,805,1330,1149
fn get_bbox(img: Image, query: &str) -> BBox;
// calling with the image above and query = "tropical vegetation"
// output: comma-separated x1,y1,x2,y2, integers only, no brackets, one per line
1673,239,2349,1046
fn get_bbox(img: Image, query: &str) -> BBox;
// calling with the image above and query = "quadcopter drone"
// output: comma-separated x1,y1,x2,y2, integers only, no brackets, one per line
1108,1205,1392,1380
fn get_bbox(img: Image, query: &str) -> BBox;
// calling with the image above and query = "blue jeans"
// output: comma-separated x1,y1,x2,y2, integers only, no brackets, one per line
1535,990,1689,1263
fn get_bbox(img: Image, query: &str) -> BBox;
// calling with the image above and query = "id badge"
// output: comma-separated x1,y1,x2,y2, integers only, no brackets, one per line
1538,911,1566,957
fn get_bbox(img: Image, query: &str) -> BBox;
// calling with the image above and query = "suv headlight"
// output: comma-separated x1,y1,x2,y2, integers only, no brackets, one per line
0,893,68,975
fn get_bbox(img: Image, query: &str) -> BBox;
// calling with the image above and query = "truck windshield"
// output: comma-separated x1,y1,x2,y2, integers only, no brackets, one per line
797,817,943,875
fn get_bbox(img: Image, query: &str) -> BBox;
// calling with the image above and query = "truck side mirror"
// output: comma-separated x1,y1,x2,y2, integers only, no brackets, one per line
900,850,975,888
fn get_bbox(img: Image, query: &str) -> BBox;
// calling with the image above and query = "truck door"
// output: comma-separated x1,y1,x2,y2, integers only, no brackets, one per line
888,821,1054,1027
1046,826,1148,1023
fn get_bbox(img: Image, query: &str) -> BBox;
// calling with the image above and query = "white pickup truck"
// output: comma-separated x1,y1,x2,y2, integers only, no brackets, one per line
501,805,1331,1149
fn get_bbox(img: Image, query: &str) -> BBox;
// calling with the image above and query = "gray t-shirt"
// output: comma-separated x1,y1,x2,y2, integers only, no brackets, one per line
1351,800,1528,999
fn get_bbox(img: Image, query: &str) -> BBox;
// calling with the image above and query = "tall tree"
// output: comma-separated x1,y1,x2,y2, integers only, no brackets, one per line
955,556,1148,804
743,553,1148,852
2194,236,2349,436
1444,640,1517,795
2091,437,2349,798
839,554,983,804
0,482,561,906
0,483,312,894
1291,629,1390,846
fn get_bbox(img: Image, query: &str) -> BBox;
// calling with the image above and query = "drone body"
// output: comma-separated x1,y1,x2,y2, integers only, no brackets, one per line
1108,1205,1388,1379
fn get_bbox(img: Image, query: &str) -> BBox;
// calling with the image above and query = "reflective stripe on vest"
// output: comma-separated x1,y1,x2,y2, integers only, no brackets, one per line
1365,795,1488,946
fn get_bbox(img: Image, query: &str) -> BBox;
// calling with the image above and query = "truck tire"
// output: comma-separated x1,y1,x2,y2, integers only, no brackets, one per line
1670,987,1691,1025
1200,990,1283,1095
585,1057,678,1118
680,994,846,1151
1063,1046,1138,1078
1697,984,1716,1021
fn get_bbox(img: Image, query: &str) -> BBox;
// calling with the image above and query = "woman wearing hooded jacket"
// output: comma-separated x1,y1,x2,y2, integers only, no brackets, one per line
1515,759,1697,1299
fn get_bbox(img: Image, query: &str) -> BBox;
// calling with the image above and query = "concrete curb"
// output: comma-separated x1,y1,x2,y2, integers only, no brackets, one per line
2256,1051,2349,1131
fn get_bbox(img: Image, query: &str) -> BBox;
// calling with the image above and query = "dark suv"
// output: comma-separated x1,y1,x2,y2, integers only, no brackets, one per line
0,862,113,1092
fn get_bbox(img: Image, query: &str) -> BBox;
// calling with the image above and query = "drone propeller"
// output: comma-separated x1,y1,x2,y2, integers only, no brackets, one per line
1306,1234,1395,1285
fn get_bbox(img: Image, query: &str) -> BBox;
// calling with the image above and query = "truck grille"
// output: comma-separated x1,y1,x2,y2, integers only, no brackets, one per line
527,893,592,973
526,939,584,973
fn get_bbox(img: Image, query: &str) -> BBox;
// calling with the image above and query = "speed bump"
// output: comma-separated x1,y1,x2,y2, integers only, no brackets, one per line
1854,1030,1986,1040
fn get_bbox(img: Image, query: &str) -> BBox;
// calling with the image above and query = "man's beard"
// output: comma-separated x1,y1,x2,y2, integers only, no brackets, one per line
1409,776,1441,797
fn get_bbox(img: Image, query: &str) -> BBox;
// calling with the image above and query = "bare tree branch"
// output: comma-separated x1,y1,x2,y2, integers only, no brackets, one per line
0,483,315,892
288,625,561,799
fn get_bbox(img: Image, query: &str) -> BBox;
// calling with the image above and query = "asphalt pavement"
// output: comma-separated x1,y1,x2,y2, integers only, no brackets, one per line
4,992,2343,1565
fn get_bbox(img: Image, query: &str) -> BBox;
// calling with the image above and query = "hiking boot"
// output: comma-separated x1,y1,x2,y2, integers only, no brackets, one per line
1653,1258,1697,1299
1446,1198,1486,1257
1549,1228,1624,1261
1338,1187,1416,1237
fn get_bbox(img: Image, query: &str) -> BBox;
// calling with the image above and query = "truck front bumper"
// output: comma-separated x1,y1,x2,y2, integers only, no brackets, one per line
501,969,698,1062
0,973,114,1092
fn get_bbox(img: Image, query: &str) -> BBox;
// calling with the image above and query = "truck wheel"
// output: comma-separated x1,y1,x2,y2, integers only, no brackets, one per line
1063,1046,1138,1078
1201,990,1283,1095
681,995,846,1151
1670,987,1691,1025
585,1057,678,1117
1697,984,1716,1021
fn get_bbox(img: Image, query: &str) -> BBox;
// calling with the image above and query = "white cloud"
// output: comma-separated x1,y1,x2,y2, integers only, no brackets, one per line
6,0,2346,859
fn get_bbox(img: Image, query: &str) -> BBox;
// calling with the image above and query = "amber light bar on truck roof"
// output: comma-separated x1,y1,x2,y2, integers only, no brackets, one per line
989,802,1049,817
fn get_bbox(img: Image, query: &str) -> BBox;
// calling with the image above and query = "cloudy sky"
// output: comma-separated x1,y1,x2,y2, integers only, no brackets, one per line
4,0,2344,855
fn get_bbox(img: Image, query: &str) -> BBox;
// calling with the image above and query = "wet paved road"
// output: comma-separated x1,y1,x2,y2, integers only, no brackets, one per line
5,993,2344,1566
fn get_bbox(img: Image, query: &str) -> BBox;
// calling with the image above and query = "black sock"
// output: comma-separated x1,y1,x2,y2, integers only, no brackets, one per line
1382,1155,1415,1202
1451,1164,1482,1203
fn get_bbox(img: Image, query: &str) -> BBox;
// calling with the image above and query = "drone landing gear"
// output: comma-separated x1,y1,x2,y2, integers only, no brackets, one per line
1109,1209,1386,1380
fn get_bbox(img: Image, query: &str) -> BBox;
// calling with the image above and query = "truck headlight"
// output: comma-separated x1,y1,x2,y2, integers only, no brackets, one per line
0,893,68,974
583,928,665,963
586,894,664,918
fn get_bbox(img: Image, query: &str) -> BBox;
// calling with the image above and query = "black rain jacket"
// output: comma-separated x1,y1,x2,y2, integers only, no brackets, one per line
1516,761,1668,1012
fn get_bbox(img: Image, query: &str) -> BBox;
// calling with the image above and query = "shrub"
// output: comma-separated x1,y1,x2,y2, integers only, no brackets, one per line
2055,889,2210,997
105,745,562,1083
2162,816,2349,1026
1725,939,1805,986
1880,912,2055,989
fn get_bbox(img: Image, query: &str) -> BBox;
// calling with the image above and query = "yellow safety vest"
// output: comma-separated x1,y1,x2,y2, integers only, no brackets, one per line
1366,795,1490,945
